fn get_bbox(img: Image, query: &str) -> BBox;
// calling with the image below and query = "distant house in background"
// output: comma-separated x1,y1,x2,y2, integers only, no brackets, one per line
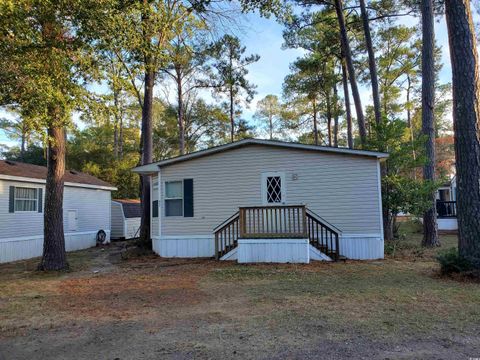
111,199,141,240
134,139,388,263
436,176,457,231
0,160,116,263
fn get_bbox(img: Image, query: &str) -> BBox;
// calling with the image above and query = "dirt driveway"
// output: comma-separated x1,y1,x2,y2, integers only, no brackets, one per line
0,240,479,360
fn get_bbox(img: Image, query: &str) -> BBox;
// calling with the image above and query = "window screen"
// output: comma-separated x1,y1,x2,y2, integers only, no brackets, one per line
165,181,183,216
14,187,38,212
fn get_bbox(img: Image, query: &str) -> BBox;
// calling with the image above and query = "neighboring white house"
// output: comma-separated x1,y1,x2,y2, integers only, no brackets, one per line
436,176,458,231
111,199,141,239
0,160,116,263
133,139,388,263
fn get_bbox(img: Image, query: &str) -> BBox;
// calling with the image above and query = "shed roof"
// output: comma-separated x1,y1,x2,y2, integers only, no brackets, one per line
133,138,389,174
0,160,116,190
113,199,141,218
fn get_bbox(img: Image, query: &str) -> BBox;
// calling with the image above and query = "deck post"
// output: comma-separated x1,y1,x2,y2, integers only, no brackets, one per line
302,206,307,238
239,208,245,238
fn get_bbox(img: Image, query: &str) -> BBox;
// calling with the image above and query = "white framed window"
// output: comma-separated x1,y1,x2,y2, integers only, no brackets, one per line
14,187,38,212
165,180,183,216
261,172,286,205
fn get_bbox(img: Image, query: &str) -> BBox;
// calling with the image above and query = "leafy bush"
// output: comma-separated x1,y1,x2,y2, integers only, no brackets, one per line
436,248,473,275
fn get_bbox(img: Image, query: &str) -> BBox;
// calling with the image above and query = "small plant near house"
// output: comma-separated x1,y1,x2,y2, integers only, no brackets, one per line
436,248,473,275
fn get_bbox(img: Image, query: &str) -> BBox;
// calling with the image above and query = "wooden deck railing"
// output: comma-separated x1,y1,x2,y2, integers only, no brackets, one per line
239,205,307,238
214,212,239,260
214,205,343,261
437,200,457,218
306,210,340,261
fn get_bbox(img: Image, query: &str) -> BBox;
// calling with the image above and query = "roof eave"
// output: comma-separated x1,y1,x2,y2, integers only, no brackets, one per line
131,139,389,171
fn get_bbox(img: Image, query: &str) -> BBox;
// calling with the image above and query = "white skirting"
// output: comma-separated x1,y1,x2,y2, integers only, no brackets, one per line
339,234,384,260
152,235,215,258
0,230,110,264
237,238,310,263
151,234,384,261
438,218,458,231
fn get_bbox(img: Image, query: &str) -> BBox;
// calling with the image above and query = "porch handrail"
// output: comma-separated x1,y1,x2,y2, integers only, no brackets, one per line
305,208,343,234
306,211,341,261
239,205,307,238
213,211,240,232
214,212,240,260
436,200,457,218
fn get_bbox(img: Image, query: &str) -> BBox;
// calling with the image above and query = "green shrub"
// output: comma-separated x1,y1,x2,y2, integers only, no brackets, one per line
436,248,473,275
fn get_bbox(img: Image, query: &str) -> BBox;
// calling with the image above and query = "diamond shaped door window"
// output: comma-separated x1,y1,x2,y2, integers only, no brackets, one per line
266,176,282,203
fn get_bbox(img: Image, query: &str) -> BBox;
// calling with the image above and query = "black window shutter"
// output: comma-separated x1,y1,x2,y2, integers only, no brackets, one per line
9,186,15,213
152,200,158,218
38,188,43,213
183,179,193,217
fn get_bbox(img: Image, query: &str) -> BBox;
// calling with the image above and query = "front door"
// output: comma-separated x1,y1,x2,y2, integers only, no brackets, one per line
261,172,286,205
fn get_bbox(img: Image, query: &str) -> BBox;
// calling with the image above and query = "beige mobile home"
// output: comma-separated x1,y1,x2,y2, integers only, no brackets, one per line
134,139,388,263
0,160,116,263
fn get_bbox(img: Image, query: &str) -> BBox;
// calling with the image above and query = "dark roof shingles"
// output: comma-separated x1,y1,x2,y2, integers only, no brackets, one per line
113,199,141,218
0,160,114,188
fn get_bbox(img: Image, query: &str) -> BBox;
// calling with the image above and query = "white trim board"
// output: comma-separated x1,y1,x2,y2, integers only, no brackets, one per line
0,174,117,191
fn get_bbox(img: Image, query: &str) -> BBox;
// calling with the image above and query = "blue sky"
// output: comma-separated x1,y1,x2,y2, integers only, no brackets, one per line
1,8,476,148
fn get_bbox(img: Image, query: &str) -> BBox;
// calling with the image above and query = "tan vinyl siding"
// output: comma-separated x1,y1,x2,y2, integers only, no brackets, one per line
159,145,382,236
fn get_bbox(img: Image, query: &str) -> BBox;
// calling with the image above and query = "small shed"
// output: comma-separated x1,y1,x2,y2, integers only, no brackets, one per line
111,199,141,239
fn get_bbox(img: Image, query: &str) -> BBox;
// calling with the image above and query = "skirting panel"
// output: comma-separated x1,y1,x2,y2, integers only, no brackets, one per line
152,236,215,258
0,231,110,264
339,235,384,260
438,218,458,231
237,238,310,263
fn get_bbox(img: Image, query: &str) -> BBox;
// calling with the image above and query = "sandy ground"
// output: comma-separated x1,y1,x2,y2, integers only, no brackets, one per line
0,241,479,360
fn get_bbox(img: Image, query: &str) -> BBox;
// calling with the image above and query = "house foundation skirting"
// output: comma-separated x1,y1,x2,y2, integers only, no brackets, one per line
339,234,384,260
237,238,310,263
0,230,110,264
152,234,384,260
152,235,215,258
437,218,458,231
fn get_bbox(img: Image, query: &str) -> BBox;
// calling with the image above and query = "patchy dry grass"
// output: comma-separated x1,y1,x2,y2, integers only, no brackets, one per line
0,228,479,359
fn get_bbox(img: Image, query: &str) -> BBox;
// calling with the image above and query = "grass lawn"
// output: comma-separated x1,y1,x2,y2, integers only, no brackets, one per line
0,223,479,359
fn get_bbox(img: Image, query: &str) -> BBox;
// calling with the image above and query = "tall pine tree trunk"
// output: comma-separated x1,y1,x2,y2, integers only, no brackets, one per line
113,89,119,159
38,120,68,271
229,84,234,142
139,67,154,249
313,98,319,145
334,0,367,144
445,0,480,266
421,0,440,247
176,66,185,155
406,74,417,179
359,0,382,126
341,56,353,149
326,90,332,146
333,83,339,147
119,114,123,158
269,114,273,140
20,130,26,162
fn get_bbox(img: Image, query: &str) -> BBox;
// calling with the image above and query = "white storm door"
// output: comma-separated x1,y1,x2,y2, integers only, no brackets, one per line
261,172,286,205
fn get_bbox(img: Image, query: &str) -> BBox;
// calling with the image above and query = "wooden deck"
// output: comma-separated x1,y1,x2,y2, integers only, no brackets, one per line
214,205,341,261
